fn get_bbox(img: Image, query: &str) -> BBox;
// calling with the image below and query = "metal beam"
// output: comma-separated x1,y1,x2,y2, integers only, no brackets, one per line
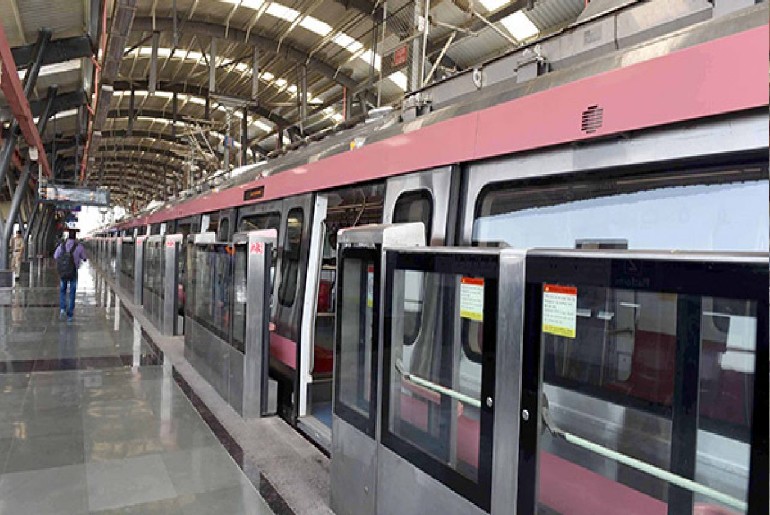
424,0,533,64
11,36,93,70
94,144,191,162
131,17,360,91
111,80,292,126
58,153,184,169
0,28,52,180
36,86,59,137
0,88,83,122
51,130,223,159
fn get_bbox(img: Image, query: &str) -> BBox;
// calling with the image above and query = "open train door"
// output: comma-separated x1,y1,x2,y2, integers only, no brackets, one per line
331,223,424,515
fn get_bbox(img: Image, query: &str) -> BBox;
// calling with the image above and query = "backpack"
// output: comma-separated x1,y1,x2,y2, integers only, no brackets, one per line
56,241,78,280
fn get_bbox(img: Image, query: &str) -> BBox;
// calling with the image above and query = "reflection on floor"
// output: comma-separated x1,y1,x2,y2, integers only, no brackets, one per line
0,261,276,514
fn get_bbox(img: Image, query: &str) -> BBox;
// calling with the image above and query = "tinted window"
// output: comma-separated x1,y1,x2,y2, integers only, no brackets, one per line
240,212,281,234
473,165,768,251
218,218,230,241
392,190,434,347
278,209,304,307
393,190,432,244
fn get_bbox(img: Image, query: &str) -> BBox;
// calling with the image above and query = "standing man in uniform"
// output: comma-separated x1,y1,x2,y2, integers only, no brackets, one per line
54,230,87,322
11,230,24,280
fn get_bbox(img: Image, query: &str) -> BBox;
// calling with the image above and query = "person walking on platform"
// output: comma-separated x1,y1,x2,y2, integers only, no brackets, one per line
11,230,24,280
54,230,87,322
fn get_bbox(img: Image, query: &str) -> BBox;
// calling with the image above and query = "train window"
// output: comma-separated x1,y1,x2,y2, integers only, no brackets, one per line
278,209,304,307
393,190,433,244
218,218,230,241
521,256,766,515
383,252,498,511
393,190,433,346
473,165,768,251
240,212,281,235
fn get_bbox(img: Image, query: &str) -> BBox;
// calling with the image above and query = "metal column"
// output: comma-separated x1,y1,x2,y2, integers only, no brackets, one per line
23,198,39,259
1,162,33,268
241,108,248,165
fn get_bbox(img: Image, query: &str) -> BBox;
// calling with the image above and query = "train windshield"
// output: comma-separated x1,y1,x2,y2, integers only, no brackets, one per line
473,165,768,251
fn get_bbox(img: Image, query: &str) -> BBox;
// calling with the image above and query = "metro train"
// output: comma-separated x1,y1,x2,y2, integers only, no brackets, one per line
88,3,768,514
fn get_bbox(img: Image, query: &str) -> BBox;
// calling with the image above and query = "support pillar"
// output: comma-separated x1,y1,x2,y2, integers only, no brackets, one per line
23,198,39,259
209,38,217,93
298,65,307,135
251,47,259,100
148,31,160,94
172,91,178,139
0,162,32,282
241,108,248,165
128,86,135,136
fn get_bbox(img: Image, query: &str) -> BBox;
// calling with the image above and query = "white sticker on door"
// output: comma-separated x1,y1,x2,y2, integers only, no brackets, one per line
460,277,484,322
542,284,578,338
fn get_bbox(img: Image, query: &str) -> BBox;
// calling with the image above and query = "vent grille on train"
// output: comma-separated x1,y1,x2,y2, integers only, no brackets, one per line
581,105,604,134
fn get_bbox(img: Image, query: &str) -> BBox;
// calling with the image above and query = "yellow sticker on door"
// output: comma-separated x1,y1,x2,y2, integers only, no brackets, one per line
460,277,484,322
542,284,578,338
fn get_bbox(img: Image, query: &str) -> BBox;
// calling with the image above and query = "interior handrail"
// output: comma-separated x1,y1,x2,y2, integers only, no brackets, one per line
395,359,481,409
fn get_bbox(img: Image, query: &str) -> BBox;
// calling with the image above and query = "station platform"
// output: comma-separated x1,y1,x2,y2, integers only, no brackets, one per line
0,260,332,515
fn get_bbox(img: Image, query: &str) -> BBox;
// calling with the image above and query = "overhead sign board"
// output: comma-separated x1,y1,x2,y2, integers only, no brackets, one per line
393,45,408,67
39,184,110,207
243,185,265,202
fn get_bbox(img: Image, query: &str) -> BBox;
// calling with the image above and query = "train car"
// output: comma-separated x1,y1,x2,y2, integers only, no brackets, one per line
103,2,767,513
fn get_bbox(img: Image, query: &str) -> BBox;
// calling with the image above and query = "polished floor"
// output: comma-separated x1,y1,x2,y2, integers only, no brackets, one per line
0,261,275,514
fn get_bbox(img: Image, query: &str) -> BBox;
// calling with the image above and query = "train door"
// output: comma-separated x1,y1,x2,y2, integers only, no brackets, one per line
332,239,523,515
298,184,386,449
248,195,314,422
379,167,460,456
517,251,768,515
174,215,201,333
237,200,286,409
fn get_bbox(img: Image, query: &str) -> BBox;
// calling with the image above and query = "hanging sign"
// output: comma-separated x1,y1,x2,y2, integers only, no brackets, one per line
460,277,484,322
542,284,578,338
393,45,408,67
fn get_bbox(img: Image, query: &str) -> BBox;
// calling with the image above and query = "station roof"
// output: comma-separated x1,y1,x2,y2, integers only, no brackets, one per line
0,0,585,207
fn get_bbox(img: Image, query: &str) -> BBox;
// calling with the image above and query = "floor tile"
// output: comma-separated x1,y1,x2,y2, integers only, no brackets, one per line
4,432,86,473
89,495,189,514
14,406,84,438
181,484,273,515
86,454,177,512
162,445,250,496
85,436,166,462
0,463,88,515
